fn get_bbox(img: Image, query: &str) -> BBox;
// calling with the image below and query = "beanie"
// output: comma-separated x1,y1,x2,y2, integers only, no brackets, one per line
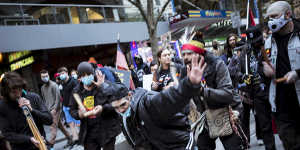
77,61,94,76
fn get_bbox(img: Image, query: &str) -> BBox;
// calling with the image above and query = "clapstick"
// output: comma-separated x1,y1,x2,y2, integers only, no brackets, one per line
73,93,95,117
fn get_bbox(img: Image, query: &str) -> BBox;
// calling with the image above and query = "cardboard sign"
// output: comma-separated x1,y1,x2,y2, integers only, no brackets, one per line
111,68,131,89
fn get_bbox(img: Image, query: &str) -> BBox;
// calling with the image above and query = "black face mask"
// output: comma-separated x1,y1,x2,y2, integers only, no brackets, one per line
212,45,218,49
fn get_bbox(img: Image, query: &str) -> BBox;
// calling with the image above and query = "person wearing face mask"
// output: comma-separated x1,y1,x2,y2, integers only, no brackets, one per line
107,55,206,150
0,72,52,150
263,1,300,149
70,70,78,80
69,62,122,150
211,40,220,56
228,26,276,150
132,55,151,87
57,67,80,147
40,69,72,149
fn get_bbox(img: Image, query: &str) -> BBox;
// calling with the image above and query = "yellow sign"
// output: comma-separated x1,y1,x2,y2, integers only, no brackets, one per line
9,51,31,63
10,56,34,71
83,96,95,110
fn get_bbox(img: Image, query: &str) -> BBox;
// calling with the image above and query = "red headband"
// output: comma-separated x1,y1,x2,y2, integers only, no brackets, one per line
181,44,206,54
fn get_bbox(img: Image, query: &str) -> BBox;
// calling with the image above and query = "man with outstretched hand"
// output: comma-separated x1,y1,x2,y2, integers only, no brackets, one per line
106,55,206,150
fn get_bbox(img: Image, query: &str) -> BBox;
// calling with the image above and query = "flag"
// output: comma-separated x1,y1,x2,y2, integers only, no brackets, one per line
115,39,135,89
249,9,256,27
116,40,129,70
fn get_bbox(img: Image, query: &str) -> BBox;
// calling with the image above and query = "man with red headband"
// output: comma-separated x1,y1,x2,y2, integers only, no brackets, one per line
180,40,244,150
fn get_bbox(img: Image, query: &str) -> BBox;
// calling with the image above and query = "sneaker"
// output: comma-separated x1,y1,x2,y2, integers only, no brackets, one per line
257,139,264,146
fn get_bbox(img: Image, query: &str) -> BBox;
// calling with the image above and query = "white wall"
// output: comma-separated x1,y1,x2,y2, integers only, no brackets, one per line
0,22,169,52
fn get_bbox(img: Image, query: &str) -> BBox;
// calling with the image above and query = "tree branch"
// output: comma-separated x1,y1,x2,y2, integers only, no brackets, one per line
154,0,171,27
127,0,151,30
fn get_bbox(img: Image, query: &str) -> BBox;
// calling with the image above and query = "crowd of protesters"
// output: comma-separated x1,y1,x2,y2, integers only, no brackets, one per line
0,1,299,150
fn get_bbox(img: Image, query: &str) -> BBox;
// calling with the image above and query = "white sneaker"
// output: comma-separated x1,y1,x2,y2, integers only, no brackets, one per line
257,139,264,146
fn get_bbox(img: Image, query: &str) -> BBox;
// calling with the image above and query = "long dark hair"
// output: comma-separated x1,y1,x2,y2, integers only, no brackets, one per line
0,72,26,99
224,33,238,57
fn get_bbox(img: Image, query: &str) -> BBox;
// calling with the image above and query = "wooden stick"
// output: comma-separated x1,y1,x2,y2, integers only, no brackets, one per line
275,77,287,83
73,93,95,117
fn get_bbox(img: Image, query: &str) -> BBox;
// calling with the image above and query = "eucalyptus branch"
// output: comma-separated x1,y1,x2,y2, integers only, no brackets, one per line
127,0,151,30
155,0,171,27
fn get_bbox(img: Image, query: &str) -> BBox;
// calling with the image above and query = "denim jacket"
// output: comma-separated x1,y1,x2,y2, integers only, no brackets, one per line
265,32,300,112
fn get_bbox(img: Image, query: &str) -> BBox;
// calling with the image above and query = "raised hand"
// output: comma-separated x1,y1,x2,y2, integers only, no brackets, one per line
93,70,105,87
187,55,207,85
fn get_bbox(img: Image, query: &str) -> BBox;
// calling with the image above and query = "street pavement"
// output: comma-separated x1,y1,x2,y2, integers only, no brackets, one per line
46,112,284,150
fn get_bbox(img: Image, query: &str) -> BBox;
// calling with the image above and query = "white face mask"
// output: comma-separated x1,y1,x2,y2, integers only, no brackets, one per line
268,14,291,33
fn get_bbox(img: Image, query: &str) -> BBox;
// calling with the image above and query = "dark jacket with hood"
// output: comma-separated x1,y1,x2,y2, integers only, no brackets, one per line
69,81,122,146
228,44,269,99
118,77,201,150
0,92,52,150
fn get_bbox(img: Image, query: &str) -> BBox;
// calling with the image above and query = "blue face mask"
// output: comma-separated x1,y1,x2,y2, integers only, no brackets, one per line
72,74,78,80
41,76,49,83
60,74,67,81
81,74,94,86
118,106,131,118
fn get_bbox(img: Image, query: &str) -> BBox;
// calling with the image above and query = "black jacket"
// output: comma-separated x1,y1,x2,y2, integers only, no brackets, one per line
228,47,268,99
61,78,78,107
121,77,201,150
133,63,151,87
0,92,52,150
69,82,121,145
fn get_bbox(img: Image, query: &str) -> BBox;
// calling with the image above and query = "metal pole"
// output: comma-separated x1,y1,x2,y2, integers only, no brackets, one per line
245,0,250,75
20,5,26,25
102,7,107,22
232,0,241,36
67,7,73,24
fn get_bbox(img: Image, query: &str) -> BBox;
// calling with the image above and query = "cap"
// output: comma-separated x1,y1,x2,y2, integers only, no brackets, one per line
77,61,94,76
181,40,206,54
265,1,292,18
88,57,97,64
245,26,263,44
54,73,60,79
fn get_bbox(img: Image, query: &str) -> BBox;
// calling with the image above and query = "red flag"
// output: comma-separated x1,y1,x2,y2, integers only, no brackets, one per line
249,9,256,27
116,40,129,70
115,40,135,89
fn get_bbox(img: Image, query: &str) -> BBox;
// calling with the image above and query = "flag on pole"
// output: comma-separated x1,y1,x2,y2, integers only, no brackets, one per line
115,36,135,89
116,40,129,70
249,8,256,27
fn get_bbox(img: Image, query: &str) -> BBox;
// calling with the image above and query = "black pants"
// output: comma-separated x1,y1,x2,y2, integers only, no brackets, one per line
274,108,300,150
197,128,243,150
241,97,276,150
84,138,115,150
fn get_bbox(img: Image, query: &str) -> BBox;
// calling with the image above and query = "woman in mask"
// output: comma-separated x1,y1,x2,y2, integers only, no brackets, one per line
69,62,122,150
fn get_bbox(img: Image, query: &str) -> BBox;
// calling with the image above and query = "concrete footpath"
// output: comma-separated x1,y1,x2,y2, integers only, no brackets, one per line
46,112,284,150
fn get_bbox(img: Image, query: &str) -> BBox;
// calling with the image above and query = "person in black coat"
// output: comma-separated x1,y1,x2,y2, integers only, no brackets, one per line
69,62,121,150
108,55,206,150
0,72,52,150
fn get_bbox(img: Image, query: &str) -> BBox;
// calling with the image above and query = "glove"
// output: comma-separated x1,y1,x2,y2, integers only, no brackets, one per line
242,74,253,85
284,71,299,84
